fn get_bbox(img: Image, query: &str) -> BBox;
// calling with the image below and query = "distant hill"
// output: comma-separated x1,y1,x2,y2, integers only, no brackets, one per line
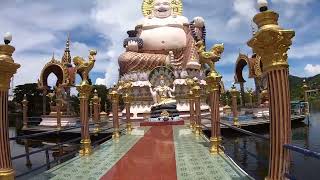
289,74,320,100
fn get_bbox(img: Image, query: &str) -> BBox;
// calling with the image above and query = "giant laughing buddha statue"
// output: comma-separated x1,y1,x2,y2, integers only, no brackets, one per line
118,0,206,76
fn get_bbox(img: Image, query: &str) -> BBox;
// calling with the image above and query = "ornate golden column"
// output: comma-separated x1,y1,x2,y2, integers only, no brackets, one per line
122,82,133,134
109,88,120,140
0,33,20,180
22,94,28,129
247,2,295,179
186,79,195,131
92,90,101,134
192,80,202,136
230,84,240,127
74,50,97,157
77,81,93,156
206,70,222,154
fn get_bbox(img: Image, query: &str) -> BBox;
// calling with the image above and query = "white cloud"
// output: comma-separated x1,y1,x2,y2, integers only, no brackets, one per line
1,0,319,88
290,40,320,59
304,64,320,76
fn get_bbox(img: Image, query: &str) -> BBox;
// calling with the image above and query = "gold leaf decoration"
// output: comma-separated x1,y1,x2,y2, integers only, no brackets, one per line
142,0,183,17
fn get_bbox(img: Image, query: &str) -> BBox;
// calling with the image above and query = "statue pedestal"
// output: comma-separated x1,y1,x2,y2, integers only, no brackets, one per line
40,115,79,127
150,104,179,122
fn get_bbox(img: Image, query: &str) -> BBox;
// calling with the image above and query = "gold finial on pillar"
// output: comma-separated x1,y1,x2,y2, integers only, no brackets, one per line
230,84,240,127
92,89,101,134
0,32,20,180
109,86,120,140
248,1,295,179
22,94,28,129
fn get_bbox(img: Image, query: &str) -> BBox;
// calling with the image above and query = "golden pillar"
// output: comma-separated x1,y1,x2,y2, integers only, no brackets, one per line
92,90,101,134
248,88,253,108
22,94,28,129
110,89,120,140
192,80,201,136
77,82,93,156
0,33,20,180
89,100,93,119
122,82,133,134
42,88,48,115
302,79,309,115
206,71,222,154
56,98,62,130
230,84,240,127
186,79,196,131
248,2,295,179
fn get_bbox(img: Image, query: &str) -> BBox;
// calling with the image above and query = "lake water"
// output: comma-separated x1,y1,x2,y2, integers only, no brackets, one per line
221,101,320,180
9,102,320,179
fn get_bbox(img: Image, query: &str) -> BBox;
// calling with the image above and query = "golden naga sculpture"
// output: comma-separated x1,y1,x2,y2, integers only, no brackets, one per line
195,40,224,72
73,50,97,83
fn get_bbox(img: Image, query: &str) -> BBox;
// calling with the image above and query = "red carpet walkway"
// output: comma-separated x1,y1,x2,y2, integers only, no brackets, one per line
100,126,177,180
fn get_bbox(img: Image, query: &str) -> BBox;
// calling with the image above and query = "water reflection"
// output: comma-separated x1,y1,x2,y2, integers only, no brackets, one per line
219,101,320,180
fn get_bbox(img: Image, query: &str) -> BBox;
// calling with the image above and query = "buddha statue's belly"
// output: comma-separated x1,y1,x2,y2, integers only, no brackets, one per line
140,26,187,51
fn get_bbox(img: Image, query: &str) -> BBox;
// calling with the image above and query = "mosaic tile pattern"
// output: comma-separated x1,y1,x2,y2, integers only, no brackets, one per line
32,127,150,180
173,126,252,180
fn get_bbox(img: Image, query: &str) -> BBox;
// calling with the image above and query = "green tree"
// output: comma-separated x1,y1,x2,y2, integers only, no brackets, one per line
13,83,47,117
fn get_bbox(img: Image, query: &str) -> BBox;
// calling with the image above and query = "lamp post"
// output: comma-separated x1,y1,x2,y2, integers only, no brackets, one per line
122,81,133,134
302,79,309,115
192,80,202,136
248,88,253,108
230,84,240,127
22,94,28,129
109,87,120,140
0,32,20,180
92,90,101,134
186,79,196,131
248,1,295,179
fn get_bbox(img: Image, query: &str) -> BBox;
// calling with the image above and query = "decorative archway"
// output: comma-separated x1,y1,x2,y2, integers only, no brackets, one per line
234,53,263,106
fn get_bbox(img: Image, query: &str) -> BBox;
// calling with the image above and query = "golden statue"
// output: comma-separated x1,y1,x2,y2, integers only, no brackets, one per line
196,40,224,72
73,50,97,83
149,75,176,107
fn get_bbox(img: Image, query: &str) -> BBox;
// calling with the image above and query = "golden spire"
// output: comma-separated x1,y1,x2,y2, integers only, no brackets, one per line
62,33,71,65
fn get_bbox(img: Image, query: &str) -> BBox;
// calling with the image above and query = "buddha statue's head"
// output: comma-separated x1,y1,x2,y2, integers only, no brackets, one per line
153,0,172,18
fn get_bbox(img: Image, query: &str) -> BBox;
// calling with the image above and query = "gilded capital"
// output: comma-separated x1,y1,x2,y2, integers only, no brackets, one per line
92,90,99,104
206,70,222,92
76,82,92,99
230,85,238,97
247,10,295,73
109,89,120,102
0,44,20,91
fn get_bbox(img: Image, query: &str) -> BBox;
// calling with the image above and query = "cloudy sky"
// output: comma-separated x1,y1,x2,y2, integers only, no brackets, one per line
1,0,319,90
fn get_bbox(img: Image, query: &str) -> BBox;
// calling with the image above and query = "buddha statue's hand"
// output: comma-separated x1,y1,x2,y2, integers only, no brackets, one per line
193,16,205,28
126,40,139,52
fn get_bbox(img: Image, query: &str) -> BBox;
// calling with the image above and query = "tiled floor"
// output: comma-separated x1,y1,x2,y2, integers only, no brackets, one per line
33,125,251,180
32,127,150,180
173,126,252,180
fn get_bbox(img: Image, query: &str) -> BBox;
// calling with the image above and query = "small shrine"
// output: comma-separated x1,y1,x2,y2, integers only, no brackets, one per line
37,36,97,127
